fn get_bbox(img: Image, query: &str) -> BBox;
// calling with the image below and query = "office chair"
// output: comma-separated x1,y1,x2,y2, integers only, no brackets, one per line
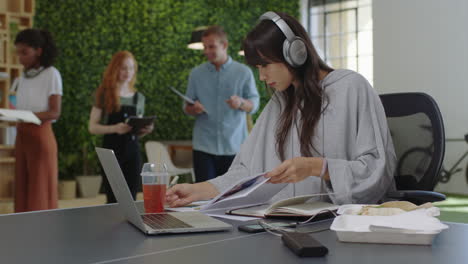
145,141,196,183
380,92,446,205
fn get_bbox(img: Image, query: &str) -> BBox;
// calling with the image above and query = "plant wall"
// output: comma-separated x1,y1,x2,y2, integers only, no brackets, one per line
34,0,299,178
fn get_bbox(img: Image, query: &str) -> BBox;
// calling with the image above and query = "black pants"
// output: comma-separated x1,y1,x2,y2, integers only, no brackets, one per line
193,150,235,183
101,138,141,204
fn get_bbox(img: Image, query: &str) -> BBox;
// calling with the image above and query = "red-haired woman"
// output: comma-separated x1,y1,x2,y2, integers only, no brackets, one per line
88,51,153,203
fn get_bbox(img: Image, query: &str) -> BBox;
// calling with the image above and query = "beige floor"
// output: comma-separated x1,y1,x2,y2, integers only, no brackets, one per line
0,192,144,214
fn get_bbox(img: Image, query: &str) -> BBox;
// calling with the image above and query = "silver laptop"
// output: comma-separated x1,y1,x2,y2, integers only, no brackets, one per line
96,147,232,235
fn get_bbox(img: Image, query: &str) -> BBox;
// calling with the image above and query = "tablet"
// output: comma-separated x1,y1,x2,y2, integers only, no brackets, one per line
125,116,156,132
169,86,195,104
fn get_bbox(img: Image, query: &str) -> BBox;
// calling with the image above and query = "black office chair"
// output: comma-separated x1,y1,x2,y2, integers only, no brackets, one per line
380,92,446,205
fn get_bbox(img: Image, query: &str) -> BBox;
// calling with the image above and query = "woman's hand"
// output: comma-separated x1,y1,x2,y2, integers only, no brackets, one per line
113,122,132,134
265,157,324,184
166,182,219,207
138,123,154,137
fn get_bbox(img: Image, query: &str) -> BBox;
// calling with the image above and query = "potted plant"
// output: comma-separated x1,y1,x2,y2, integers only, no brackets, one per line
75,142,102,198
58,153,78,200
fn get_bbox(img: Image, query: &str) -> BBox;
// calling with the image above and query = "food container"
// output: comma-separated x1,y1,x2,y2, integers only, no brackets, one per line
330,204,448,245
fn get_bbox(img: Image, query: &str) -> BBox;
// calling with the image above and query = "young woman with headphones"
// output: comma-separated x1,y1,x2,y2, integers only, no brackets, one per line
14,29,62,212
166,12,396,207
88,51,153,204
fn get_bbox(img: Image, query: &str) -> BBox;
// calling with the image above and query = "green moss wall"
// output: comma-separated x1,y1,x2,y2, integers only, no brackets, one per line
34,0,299,177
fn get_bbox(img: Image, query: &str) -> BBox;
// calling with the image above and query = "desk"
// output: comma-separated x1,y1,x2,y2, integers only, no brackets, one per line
1,204,467,264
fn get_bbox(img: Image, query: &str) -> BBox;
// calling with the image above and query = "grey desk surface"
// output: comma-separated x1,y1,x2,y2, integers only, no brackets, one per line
1,203,467,264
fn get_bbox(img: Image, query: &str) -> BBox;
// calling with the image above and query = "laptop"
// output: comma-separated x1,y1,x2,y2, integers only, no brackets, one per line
96,147,232,235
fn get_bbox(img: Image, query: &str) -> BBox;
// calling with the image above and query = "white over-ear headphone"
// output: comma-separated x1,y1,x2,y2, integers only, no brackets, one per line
24,66,45,78
259,11,307,67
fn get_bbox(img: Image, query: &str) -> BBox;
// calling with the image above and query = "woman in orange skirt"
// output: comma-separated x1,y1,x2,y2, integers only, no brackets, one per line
13,29,62,212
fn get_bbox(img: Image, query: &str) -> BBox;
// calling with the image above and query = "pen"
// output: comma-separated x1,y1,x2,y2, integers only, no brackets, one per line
169,176,179,187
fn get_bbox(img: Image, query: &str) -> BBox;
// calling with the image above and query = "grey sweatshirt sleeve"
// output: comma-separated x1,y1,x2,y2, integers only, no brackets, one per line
208,99,281,192
324,73,396,204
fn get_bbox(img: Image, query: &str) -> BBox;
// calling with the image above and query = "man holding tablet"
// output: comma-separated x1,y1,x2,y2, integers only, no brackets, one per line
184,25,259,182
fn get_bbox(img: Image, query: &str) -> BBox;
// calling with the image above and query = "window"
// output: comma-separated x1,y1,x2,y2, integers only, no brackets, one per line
307,0,373,84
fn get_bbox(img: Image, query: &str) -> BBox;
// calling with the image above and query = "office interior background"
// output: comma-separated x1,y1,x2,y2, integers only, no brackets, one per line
1,0,468,211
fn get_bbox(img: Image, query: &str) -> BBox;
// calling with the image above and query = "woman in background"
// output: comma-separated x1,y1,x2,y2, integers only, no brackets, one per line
14,29,62,212
89,51,153,203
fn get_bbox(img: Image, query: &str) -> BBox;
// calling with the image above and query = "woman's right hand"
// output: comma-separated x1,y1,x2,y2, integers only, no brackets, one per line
166,182,219,207
113,122,132,134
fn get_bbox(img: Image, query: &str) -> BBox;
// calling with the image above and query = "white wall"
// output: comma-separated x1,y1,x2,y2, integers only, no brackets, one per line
373,0,468,139
373,0,468,194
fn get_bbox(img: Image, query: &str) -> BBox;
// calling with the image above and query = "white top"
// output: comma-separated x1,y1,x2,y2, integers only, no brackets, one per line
16,66,63,112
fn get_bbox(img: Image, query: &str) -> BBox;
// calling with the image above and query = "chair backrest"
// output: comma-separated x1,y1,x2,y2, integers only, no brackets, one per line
380,92,445,191
145,141,179,171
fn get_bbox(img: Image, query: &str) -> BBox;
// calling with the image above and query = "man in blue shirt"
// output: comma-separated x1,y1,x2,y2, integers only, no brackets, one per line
185,25,259,182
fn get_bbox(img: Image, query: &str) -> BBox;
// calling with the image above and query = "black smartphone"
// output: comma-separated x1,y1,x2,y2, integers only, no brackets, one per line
238,222,297,233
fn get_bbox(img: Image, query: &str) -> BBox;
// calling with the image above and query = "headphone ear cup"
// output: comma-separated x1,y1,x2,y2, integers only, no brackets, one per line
282,39,295,67
288,37,307,67
25,69,37,78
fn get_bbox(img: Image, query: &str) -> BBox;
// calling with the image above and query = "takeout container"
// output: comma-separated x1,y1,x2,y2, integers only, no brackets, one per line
330,204,448,245
331,215,442,245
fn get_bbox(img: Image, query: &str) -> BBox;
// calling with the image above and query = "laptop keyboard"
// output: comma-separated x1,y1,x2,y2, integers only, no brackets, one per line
142,214,192,229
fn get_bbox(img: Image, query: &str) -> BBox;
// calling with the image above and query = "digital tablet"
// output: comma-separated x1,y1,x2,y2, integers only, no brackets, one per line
169,86,195,104
169,86,209,114
125,115,156,132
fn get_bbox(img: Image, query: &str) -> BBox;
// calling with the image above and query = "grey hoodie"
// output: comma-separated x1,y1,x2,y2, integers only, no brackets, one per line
208,69,396,205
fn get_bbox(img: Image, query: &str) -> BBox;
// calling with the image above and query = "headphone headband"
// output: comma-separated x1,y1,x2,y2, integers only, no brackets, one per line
24,66,45,79
259,11,296,42
258,11,307,67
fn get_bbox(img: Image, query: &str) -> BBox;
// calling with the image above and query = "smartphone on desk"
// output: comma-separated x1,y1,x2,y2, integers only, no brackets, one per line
238,222,297,233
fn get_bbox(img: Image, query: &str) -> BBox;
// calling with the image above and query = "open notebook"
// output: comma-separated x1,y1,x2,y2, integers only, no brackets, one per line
174,173,337,221
226,194,339,218
0,108,41,125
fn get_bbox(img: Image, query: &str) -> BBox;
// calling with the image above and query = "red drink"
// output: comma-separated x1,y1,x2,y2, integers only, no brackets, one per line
143,184,167,213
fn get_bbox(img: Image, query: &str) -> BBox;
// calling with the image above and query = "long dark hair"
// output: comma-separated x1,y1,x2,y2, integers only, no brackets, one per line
15,28,58,68
243,12,333,161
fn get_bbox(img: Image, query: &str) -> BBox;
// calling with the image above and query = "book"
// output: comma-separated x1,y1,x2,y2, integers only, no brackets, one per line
0,108,41,125
125,115,156,132
198,172,288,212
169,86,209,114
226,194,339,219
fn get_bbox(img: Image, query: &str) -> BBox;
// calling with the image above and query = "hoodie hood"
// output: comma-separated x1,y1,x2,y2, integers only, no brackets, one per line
321,69,355,88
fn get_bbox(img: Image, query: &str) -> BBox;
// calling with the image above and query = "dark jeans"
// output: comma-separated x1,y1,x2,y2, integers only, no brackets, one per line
193,150,235,182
